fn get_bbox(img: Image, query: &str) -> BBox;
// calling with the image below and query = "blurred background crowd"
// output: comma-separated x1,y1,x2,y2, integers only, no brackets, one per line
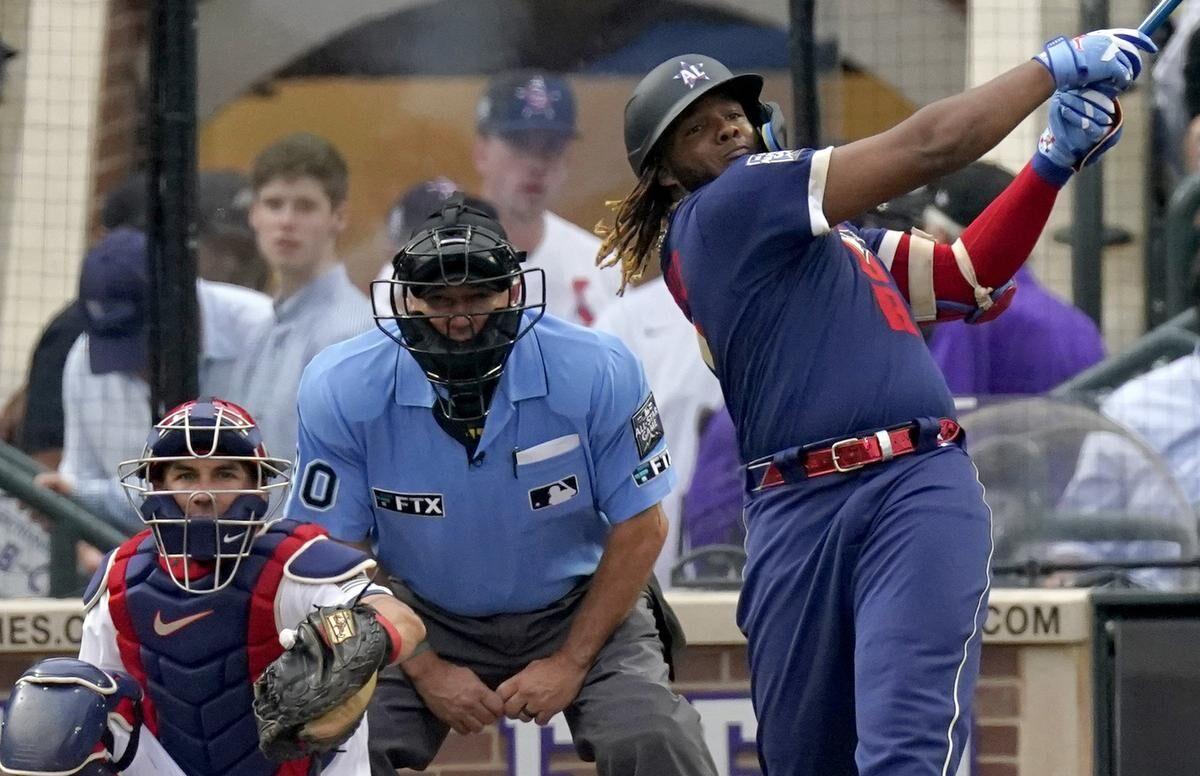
0,0,1198,598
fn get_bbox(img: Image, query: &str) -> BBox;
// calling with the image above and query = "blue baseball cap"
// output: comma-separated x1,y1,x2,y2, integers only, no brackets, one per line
476,71,577,139
78,227,149,375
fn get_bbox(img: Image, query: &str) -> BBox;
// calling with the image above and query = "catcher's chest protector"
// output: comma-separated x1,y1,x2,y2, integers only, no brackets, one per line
105,523,321,776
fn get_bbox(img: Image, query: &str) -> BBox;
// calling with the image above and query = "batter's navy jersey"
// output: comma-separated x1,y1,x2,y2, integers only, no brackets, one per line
286,315,675,617
662,147,956,461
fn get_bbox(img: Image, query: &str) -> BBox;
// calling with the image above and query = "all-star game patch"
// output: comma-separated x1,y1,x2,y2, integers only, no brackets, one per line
529,476,579,511
631,393,664,459
632,451,672,487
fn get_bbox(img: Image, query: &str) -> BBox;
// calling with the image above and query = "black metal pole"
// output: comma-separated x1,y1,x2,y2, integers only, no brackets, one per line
789,0,821,149
147,0,199,421
1072,0,1109,326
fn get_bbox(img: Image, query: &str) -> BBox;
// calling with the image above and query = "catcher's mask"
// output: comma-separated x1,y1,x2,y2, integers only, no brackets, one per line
117,398,290,594
372,193,545,421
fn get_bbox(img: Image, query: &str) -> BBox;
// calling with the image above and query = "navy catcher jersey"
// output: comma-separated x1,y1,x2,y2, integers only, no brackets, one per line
662,148,955,462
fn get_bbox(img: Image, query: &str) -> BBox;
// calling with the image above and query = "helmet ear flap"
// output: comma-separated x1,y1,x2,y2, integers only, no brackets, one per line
758,101,788,152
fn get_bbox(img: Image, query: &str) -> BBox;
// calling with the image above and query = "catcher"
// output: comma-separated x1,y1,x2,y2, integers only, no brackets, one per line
0,398,424,776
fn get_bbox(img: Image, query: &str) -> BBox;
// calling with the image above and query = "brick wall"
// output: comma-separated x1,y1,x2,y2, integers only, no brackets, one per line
90,0,147,236
393,643,1030,775
974,646,1022,776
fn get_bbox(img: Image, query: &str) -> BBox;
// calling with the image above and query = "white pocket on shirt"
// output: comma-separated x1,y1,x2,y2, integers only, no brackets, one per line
514,434,581,466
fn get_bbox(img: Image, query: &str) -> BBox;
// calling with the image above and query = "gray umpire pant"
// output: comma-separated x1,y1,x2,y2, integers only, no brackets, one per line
367,578,717,776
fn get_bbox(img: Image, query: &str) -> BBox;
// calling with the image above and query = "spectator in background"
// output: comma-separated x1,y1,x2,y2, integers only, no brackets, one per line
194,170,270,292
227,133,373,460
1153,2,1200,181
1062,262,1200,514
35,228,272,531
14,171,264,471
923,162,1106,394
594,259,723,587
372,177,461,313
102,171,270,292
474,71,619,326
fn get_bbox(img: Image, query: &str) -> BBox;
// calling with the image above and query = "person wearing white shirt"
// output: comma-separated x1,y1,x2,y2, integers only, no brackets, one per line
594,264,724,586
1061,350,1200,513
474,71,619,326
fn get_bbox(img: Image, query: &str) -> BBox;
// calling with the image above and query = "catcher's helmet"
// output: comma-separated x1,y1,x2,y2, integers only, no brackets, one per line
624,54,786,174
373,193,545,421
117,398,290,594
0,658,143,776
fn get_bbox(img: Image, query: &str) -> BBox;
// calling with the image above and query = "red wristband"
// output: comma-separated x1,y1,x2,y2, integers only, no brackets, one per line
374,612,404,665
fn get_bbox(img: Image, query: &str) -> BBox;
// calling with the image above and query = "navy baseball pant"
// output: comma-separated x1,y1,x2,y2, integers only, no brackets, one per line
737,445,992,775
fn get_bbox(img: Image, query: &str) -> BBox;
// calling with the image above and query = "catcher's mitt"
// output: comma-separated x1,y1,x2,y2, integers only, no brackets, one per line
253,603,392,762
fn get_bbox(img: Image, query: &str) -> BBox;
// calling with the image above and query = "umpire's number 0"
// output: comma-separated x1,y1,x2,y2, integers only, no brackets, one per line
300,461,338,510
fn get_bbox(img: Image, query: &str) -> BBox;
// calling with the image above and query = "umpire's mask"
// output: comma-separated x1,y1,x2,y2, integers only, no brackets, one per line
372,194,545,421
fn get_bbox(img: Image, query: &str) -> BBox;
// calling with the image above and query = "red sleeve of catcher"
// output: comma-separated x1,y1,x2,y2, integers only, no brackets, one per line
889,159,1065,307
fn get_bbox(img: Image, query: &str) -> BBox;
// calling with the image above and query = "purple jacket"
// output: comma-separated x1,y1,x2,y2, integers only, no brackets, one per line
928,267,1105,395
682,408,744,550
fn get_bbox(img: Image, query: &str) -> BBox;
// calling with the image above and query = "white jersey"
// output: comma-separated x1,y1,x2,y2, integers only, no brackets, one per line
527,211,621,327
79,572,389,775
594,278,725,586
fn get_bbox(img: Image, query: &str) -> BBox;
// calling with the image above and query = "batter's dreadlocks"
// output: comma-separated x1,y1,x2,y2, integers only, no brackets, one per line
595,158,677,294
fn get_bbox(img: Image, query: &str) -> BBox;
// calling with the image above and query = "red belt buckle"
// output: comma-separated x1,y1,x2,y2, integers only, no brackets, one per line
829,438,867,473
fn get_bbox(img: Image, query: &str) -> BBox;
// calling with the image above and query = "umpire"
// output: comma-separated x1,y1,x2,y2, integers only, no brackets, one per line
287,195,716,775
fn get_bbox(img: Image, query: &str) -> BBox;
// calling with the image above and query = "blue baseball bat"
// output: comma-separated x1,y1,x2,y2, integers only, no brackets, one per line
1139,0,1185,35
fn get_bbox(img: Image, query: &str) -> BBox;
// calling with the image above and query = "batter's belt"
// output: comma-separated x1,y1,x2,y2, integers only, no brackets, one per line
745,417,962,492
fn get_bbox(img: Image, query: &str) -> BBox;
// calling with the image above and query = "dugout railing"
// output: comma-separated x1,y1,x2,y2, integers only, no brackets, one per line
0,441,124,597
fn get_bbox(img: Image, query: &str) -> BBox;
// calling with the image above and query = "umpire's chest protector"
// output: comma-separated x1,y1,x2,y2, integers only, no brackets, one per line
97,523,323,776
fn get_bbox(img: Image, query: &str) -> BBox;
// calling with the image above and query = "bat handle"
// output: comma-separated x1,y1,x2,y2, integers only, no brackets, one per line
1139,0,1184,35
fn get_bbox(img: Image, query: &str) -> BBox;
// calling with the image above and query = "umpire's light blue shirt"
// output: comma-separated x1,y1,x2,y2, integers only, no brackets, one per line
286,314,676,616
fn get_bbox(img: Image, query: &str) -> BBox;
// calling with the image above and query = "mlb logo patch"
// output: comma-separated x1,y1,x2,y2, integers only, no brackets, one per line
529,476,579,511
630,393,665,459
633,451,672,487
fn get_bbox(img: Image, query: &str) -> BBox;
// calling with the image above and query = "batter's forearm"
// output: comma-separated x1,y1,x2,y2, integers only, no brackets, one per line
557,505,667,670
897,62,1054,179
825,62,1054,226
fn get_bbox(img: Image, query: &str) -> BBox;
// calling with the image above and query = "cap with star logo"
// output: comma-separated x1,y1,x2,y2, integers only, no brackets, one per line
476,70,578,139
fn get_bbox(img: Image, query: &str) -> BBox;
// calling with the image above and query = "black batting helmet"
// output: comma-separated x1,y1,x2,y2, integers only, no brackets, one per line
624,54,765,174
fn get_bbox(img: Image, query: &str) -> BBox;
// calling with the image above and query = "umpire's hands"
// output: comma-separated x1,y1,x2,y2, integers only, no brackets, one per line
497,652,588,726
405,653,504,734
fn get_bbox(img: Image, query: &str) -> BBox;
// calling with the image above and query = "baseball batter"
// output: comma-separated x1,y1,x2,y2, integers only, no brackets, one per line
599,30,1154,776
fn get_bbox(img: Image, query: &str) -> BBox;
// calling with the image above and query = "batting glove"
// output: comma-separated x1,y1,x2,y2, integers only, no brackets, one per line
1036,88,1123,175
1034,29,1156,94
